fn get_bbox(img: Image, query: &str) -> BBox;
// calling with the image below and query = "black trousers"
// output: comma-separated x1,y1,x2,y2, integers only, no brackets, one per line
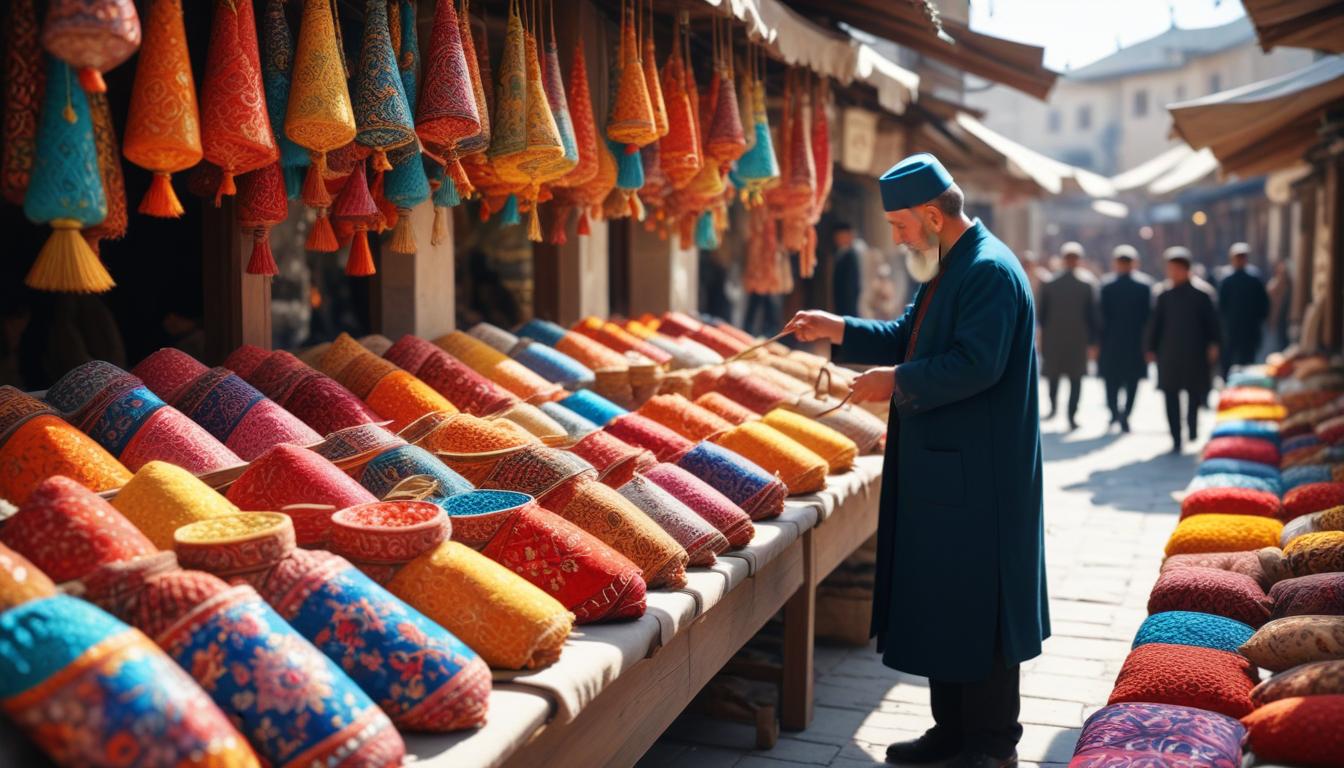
1047,373,1082,419
927,651,1022,759
743,293,780,338
1104,377,1140,423
1164,388,1205,444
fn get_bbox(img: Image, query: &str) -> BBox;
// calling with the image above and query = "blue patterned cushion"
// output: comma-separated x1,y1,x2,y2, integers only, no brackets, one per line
1198,458,1280,480
1187,473,1281,496
1283,434,1323,454
1133,611,1255,654
1283,465,1334,493
560,389,628,427
1212,419,1281,444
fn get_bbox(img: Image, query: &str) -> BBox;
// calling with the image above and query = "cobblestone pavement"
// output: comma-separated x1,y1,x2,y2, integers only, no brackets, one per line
640,376,1208,768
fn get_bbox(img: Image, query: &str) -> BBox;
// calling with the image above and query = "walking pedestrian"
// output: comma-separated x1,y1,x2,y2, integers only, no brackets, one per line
787,153,1046,768
1098,245,1152,433
1147,247,1221,454
1038,242,1098,430
1217,242,1269,378
832,222,864,318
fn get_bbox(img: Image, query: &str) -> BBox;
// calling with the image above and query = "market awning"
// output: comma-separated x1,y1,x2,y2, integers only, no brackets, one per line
1169,56,1344,176
766,0,1057,100
1243,0,1344,54
1108,144,1198,192
697,0,920,114
952,112,1116,197
1148,148,1219,196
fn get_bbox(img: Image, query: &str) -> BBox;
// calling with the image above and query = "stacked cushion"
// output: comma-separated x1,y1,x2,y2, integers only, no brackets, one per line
1179,487,1280,520
1107,643,1257,717
1131,611,1255,654
1239,615,1344,671
1240,695,1344,767
1164,514,1284,556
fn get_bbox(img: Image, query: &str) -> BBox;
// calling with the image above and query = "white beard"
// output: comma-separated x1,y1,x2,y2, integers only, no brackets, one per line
905,248,941,284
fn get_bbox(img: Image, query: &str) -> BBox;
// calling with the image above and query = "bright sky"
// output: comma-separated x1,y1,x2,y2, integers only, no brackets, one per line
968,0,1248,72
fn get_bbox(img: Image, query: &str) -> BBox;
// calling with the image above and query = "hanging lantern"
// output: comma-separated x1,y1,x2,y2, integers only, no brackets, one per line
486,3,535,188
123,0,201,218
705,22,746,168
331,161,381,276
384,146,430,255
237,162,289,276
535,26,579,183
200,0,278,203
397,0,419,113
606,1,656,154
24,57,112,293
2,0,46,206
512,23,569,242
353,0,416,172
552,40,598,191
286,0,356,247
735,70,779,208
83,90,128,249
416,0,480,198
454,0,491,162
642,9,668,140
259,0,309,201
659,20,700,191
41,0,141,94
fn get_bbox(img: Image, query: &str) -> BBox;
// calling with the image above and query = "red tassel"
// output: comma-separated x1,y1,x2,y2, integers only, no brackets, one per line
347,228,376,276
246,229,279,276
549,207,569,245
215,172,237,207
303,153,333,208
306,211,339,252
140,173,185,218
78,68,107,93
577,212,591,236
624,144,638,155
479,199,492,222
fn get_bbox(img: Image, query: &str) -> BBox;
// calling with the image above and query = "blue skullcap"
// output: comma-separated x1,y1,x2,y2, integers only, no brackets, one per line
879,153,953,212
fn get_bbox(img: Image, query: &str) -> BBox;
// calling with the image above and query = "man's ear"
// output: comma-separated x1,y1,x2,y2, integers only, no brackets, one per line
920,204,943,232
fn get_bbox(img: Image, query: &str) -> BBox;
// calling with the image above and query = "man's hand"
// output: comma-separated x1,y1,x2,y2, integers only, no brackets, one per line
784,310,845,345
849,366,897,403
1207,345,1220,365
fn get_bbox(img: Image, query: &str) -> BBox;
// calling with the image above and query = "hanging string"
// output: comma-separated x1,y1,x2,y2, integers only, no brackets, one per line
330,0,349,79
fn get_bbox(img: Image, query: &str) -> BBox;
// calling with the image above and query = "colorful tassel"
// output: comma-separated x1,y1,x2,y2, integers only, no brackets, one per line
347,229,376,276
307,211,338,252
500,193,520,225
247,228,279,276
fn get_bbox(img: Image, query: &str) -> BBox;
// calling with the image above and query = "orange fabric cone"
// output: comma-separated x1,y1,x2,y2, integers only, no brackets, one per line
605,2,656,153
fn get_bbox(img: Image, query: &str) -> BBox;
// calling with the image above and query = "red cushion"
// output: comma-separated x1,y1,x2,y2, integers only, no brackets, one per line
1283,483,1344,522
1218,388,1278,411
1241,695,1344,767
1203,436,1281,467
1108,643,1257,717
1318,415,1344,446
1148,567,1272,627
1180,487,1282,521
1268,572,1344,619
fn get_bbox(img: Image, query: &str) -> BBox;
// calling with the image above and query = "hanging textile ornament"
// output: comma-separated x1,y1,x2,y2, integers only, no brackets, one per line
286,0,356,242
553,42,599,191
416,0,479,169
736,74,779,207
332,161,381,276
659,26,701,191
259,0,308,201
397,0,419,113
384,147,430,255
811,79,832,218
23,57,112,294
536,28,579,185
695,210,718,250
606,1,656,154
449,0,490,181
2,0,46,206
513,27,566,242
40,0,140,94
705,29,746,167
642,10,668,140
83,91,128,249
237,163,289,276
485,1,529,185
353,0,416,171
122,0,201,218
200,0,278,204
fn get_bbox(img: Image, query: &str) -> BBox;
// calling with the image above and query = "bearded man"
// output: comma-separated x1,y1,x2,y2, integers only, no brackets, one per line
787,154,1048,768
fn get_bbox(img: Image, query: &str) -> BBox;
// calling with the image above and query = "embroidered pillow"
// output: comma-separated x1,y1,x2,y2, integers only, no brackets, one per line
1238,615,1344,671
1250,660,1344,706
1148,567,1272,628
1069,702,1244,768
1284,531,1344,577
1283,482,1344,522
1268,573,1344,619
1160,547,1289,591
1203,436,1280,467
1180,487,1281,520
1132,611,1254,654
1107,643,1257,718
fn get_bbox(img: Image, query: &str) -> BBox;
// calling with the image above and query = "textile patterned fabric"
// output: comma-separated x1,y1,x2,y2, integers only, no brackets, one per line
84,90,128,243
1107,642,1256,717
676,440,787,520
358,444,474,505
1068,701,1244,768
400,412,535,457
200,0,278,186
553,41,598,189
24,57,106,227
637,394,735,441
618,474,728,567
226,444,377,545
0,542,56,611
123,0,202,179
1203,436,1280,466
259,0,307,170
364,370,458,432
1250,659,1344,706
1164,513,1283,557
1131,611,1255,654
786,395,887,455
131,347,207,402
1284,482,1344,521
1179,487,1282,520
284,0,355,154
435,331,563,404
762,408,858,473
1,476,156,583
174,512,297,582
1281,506,1344,548
1284,530,1344,577
1160,547,1288,591
1147,566,1272,627
1,0,44,205
1211,418,1280,443
608,412,696,462
713,421,828,495
415,0,479,156
568,428,657,488
513,341,595,389
0,386,55,447
1196,457,1280,480
0,414,132,505
545,478,688,590
643,463,754,548
1282,464,1332,493
117,405,242,474
39,0,141,73
109,460,239,548
1238,614,1344,671
0,594,258,768
1268,572,1344,619
1185,472,1279,495
694,391,760,426
386,335,518,418
1240,695,1344,767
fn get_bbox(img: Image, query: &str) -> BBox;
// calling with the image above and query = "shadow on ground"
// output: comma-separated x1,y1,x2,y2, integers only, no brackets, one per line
1062,450,1195,514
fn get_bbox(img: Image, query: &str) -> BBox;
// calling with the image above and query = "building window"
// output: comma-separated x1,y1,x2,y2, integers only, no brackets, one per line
1208,73,1222,94
1174,83,1186,101
1133,89,1149,117
1047,110,1062,133
1077,105,1092,130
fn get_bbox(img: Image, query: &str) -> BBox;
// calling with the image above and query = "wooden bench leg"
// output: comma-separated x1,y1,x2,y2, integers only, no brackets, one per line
780,531,816,731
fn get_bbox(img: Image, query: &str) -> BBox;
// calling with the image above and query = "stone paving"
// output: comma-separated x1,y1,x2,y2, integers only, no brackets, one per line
639,376,1209,768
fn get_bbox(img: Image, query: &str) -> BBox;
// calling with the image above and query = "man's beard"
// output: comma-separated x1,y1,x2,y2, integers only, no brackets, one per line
903,226,942,284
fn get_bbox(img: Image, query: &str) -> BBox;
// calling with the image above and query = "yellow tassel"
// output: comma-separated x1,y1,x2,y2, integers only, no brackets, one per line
140,173,185,218
431,206,449,245
26,219,116,293
347,228,376,276
390,209,417,254
373,149,392,172
527,203,542,242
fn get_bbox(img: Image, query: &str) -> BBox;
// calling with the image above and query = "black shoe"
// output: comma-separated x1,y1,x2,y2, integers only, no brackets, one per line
1067,416,1078,431
1045,408,1056,421
1170,441,1182,455
886,732,962,764
947,751,1018,768
1119,417,1131,433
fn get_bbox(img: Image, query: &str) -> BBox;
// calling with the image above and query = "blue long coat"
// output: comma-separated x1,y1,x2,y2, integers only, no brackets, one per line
832,222,1049,683
1098,272,1154,383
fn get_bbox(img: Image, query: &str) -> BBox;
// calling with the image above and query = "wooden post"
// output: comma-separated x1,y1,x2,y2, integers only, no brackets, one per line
379,200,456,340
203,199,271,364
780,531,817,731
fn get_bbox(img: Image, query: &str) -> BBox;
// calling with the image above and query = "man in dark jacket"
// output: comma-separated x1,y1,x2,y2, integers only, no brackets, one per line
1038,242,1098,430
1217,242,1269,378
788,154,1046,768
832,222,864,318
1147,247,1221,453
1098,245,1152,433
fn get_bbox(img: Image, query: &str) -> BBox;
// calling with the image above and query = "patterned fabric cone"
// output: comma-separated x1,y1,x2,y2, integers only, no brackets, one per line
167,368,322,462
286,0,356,209
0,412,132,506
568,428,657,488
226,444,379,546
109,460,241,548
552,42,597,189
761,408,856,473
385,335,519,418
40,0,141,93
236,162,288,275
356,444,474,505
239,348,379,435
485,5,531,188
736,77,779,205
200,0,277,204
435,331,564,403
0,591,261,768
606,6,655,152
642,25,668,139
397,0,419,114
176,513,492,732
384,146,430,255
0,384,57,447
1,476,156,584
416,0,479,158
331,161,380,274
713,420,828,495
2,0,46,205
521,32,573,185
642,463,754,548
23,57,112,294
618,473,726,567
706,66,746,166
353,0,416,167
123,0,202,219
676,440,786,520
259,0,309,182
659,42,700,190
453,0,490,162
444,489,647,623
83,90,129,247
0,541,57,611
